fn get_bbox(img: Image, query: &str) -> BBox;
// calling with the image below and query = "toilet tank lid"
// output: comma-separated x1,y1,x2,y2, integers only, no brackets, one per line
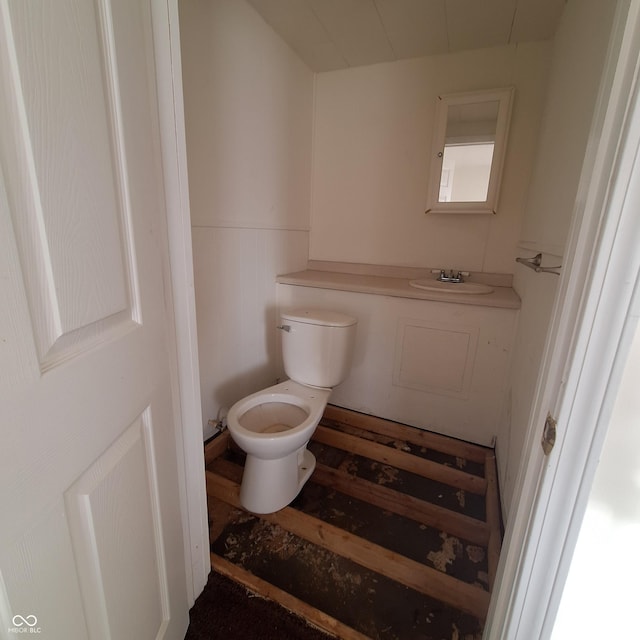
281,308,357,327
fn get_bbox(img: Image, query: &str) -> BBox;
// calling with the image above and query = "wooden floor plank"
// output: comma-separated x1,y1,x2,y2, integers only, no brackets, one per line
204,431,230,466
207,471,491,620
211,554,369,640
313,425,487,495
311,463,490,546
484,454,502,591
210,457,243,482
210,457,490,545
323,405,489,464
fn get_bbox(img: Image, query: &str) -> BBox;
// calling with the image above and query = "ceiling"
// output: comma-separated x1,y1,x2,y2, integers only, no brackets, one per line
247,0,566,72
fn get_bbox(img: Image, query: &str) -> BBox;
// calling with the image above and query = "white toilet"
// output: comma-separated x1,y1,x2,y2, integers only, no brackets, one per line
227,308,357,514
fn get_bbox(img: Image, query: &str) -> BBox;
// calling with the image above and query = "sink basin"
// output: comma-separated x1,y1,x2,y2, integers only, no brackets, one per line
409,279,494,295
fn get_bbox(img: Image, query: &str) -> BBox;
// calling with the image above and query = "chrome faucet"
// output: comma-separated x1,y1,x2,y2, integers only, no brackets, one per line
437,269,465,283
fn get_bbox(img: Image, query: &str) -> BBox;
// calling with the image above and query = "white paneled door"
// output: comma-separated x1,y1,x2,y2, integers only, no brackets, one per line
0,1,190,639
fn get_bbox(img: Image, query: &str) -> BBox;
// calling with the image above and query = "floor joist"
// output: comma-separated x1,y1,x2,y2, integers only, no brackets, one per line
323,405,489,464
210,457,490,546
311,463,490,546
204,430,230,466
312,425,487,495
211,553,369,640
206,470,491,620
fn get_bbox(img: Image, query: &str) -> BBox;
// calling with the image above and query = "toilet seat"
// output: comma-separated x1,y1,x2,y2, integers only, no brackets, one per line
227,380,330,458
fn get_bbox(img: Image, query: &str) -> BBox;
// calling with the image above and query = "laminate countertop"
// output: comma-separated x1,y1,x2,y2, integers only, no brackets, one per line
276,270,521,310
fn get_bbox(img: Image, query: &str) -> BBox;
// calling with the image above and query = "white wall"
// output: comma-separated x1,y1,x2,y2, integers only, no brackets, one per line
497,0,620,516
309,43,552,274
551,317,640,638
179,0,314,435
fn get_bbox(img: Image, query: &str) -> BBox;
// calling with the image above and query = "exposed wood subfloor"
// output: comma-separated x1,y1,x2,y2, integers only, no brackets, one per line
205,405,502,640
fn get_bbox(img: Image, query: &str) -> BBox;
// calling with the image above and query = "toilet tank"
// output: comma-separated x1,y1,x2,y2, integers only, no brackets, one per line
280,308,357,388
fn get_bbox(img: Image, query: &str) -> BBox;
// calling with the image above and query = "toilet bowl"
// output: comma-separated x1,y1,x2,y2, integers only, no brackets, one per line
227,308,357,514
227,380,330,514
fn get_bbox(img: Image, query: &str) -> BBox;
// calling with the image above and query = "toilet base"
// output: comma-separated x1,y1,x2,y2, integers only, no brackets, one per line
239,446,316,514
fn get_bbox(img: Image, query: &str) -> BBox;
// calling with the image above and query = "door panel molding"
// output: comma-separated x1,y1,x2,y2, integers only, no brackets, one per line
0,0,141,372
65,410,170,640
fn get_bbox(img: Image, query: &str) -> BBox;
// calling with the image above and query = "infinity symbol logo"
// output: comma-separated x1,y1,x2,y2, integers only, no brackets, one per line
12,615,37,627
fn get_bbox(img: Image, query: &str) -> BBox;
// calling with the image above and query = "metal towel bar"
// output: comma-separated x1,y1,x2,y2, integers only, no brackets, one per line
515,253,562,275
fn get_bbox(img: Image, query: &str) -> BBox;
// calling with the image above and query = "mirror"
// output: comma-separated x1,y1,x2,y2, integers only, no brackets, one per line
426,88,514,214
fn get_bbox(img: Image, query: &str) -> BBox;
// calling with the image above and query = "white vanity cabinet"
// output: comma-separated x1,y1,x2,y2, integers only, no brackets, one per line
277,282,518,447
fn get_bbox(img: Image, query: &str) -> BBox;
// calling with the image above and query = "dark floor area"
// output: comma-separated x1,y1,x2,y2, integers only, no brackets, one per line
185,570,334,640
188,407,500,640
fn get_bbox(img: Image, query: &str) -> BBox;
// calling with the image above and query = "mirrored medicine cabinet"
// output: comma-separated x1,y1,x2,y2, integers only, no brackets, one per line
425,87,514,215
